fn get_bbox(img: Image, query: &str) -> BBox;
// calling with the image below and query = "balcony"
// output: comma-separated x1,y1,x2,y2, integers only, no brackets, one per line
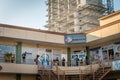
0,63,38,74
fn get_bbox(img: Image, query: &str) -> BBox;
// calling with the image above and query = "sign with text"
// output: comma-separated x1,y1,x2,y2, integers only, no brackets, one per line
64,34,86,44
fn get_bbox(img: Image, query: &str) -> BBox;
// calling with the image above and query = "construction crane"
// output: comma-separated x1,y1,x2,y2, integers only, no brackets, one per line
103,0,114,14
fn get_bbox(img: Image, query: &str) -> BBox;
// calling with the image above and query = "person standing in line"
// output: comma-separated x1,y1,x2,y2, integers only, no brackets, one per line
62,57,66,66
56,57,59,66
75,55,79,66
22,52,26,63
35,55,39,65
86,56,89,65
80,59,83,66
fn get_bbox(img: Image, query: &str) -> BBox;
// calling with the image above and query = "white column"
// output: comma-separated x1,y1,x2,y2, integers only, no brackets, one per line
50,0,53,21
74,12,80,32
67,0,70,22
77,0,80,8
77,0,80,5
67,0,70,13
58,0,60,18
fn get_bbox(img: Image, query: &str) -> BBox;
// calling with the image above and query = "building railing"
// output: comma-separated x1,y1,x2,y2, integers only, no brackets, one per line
0,58,36,65
0,63,38,74
38,59,112,72
1,57,120,71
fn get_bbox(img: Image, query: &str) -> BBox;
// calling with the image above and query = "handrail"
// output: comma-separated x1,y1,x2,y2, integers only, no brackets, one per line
38,59,113,73
38,60,114,80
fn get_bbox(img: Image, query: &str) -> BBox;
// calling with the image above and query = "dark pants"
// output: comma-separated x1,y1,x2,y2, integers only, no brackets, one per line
76,61,79,66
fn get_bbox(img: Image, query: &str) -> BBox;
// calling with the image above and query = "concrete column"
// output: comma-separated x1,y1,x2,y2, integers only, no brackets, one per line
58,0,60,18
67,0,70,13
86,46,90,64
67,0,70,26
16,74,21,80
77,0,80,5
67,47,71,66
77,0,81,8
51,0,53,21
74,11,80,32
16,42,22,64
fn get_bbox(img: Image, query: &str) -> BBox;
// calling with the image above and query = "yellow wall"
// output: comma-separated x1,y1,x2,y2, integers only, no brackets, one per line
86,23,120,42
0,74,36,80
22,42,67,50
0,40,16,45
99,11,120,26
86,30,101,42
0,27,64,44
0,74,16,80
101,23,119,37
0,63,38,74
21,74,36,80
71,46,86,51
0,40,67,51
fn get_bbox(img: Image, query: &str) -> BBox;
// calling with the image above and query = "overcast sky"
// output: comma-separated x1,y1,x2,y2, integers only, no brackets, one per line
0,0,120,30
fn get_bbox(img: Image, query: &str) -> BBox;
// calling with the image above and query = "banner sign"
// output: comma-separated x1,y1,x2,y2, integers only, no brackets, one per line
113,60,120,70
64,34,86,44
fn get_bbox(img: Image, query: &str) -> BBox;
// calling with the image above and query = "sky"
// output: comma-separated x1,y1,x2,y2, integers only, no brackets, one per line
0,0,47,30
113,0,120,11
0,0,120,30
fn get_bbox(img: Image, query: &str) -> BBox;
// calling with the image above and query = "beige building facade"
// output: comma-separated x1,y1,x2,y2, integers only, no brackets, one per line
0,10,120,80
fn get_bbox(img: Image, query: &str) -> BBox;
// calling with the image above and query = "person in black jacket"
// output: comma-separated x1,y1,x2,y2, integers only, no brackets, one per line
75,55,79,66
62,57,66,66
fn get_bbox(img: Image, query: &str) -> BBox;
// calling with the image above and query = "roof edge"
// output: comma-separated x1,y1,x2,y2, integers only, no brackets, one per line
0,23,66,35
99,10,120,20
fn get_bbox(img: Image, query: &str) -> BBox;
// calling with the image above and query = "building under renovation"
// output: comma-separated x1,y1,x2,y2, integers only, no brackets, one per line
45,0,114,33
0,7,120,80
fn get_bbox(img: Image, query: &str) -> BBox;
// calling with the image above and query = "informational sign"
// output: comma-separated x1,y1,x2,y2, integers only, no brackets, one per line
64,34,86,44
22,47,38,64
39,53,52,69
90,47,102,64
113,60,120,70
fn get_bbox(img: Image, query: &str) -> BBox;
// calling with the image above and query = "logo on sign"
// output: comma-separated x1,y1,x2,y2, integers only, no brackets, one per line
65,36,73,43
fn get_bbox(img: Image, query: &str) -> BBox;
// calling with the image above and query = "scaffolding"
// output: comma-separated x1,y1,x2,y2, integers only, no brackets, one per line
45,0,105,33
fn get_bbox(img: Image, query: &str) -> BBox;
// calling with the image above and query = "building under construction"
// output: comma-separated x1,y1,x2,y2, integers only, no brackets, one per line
0,9,120,80
45,0,114,33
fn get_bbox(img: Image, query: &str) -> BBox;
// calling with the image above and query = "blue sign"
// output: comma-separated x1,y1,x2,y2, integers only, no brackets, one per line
41,53,51,69
64,34,86,44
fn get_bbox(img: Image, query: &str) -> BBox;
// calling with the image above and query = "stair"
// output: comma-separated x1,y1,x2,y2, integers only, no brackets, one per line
84,66,112,80
95,66,112,80
65,75,80,80
38,69,65,80
38,66,111,80
38,70,51,80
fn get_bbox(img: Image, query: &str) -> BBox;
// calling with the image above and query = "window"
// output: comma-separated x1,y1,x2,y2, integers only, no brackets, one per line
0,44,16,63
